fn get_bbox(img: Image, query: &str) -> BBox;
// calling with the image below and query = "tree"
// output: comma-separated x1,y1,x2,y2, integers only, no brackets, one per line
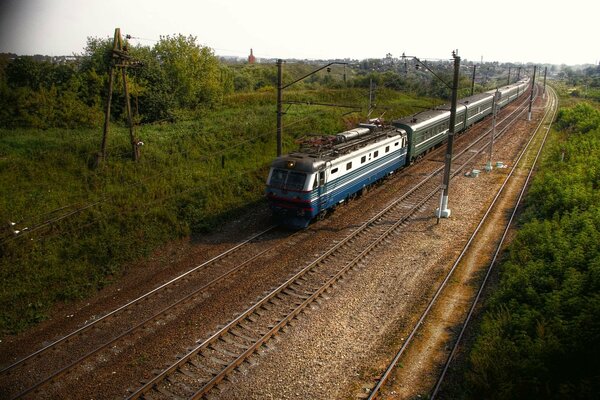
152,34,223,109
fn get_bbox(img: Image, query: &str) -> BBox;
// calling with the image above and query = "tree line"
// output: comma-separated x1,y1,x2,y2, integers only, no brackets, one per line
0,35,521,131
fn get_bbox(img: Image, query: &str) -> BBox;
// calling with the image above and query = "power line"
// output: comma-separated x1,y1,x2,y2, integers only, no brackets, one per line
2,113,320,246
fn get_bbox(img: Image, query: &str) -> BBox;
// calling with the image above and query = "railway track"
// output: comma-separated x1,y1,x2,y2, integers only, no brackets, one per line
0,225,306,399
1,85,537,400
365,84,556,399
430,86,558,399
125,90,536,400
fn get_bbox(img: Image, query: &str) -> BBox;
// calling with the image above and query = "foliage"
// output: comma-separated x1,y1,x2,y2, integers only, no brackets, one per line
0,37,504,334
151,34,223,109
0,57,103,128
460,101,600,399
0,83,434,334
555,102,600,133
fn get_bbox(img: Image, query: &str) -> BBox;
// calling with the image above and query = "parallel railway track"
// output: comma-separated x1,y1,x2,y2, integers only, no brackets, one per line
365,84,556,399
1,85,537,400
1,226,296,399
126,89,537,400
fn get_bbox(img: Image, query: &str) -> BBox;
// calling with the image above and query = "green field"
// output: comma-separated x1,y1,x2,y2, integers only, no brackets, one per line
441,97,600,399
0,87,433,334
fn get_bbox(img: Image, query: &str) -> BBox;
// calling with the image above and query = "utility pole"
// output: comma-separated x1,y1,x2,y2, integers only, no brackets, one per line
507,66,511,85
543,66,547,99
486,90,501,172
517,66,522,81
368,78,376,116
528,65,537,121
275,60,348,157
436,51,460,220
276,59,283,157
470,64,476,96
98,28,141,165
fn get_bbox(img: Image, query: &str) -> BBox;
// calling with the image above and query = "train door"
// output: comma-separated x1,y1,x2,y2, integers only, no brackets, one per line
316,170,329,213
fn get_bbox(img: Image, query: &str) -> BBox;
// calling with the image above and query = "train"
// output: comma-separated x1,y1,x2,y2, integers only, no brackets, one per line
265,78,530,228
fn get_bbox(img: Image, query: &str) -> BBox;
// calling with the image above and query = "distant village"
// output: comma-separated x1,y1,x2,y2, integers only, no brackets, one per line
1,52,81,64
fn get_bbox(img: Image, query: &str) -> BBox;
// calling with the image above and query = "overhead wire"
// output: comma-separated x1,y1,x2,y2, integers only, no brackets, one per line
4,52,358,244
2,113,318,247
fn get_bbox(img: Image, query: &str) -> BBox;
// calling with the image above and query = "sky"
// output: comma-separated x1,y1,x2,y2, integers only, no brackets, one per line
0,0,596,66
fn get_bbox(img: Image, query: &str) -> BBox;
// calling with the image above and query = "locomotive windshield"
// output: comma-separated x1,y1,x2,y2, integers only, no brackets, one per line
269,169,307,191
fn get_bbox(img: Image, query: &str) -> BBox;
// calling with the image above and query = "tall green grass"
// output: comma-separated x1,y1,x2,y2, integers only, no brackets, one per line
0,88,432,334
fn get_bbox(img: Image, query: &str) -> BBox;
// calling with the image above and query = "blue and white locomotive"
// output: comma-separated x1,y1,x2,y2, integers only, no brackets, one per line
266,122,407,228
266,78,530,228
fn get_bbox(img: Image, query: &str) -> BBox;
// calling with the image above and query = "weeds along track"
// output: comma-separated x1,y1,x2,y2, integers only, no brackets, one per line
124,91,535,400
0,88,536,400
430,86,558,399
365,84,555,399
0,225,316,399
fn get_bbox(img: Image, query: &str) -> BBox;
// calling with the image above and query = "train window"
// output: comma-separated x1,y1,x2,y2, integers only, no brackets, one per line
286,172,307,191
331,168,338,174
269,169,287,187
395,142,399,146
361,156,366,164
346,162,352,170
385,146,390,153
374,151,379,158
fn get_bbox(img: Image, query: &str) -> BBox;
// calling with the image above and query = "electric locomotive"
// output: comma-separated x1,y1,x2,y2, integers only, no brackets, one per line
265,122,408,228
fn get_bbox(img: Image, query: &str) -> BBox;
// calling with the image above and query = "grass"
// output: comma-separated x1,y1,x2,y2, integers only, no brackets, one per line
0,87,433,334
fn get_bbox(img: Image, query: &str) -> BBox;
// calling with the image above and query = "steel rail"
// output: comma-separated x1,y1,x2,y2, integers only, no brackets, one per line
367,84,547,399
1,225,275,376
429,85,558,399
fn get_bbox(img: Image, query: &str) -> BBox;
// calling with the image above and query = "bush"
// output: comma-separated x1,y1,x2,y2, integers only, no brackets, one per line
462,102,600,399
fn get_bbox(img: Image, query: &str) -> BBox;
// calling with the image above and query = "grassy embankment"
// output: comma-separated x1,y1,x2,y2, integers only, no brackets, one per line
0,87,432,334
441,89,600,399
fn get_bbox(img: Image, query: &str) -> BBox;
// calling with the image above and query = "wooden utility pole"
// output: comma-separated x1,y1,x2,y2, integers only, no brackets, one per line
98,28,142,165
528,65,537,121
470,64,476,96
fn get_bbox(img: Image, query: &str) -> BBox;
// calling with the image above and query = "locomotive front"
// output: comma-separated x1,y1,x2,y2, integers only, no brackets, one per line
265,154,324,228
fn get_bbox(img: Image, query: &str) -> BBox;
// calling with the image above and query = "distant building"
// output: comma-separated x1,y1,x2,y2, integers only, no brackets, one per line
248,48,256,64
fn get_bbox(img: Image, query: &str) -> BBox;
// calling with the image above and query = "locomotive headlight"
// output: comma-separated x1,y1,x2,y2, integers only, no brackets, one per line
286,161,296,169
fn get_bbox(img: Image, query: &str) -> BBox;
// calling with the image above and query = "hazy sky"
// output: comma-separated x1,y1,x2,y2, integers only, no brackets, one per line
0,0,596,65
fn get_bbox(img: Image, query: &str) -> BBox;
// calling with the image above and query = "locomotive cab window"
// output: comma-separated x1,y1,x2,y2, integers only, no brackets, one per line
269,169,306,191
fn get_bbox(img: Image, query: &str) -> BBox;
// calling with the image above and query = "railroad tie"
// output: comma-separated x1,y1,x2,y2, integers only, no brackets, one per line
156,384,185,400
229,328,255,342
221,335,251,350
210,356,231,367
189,357,220,375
